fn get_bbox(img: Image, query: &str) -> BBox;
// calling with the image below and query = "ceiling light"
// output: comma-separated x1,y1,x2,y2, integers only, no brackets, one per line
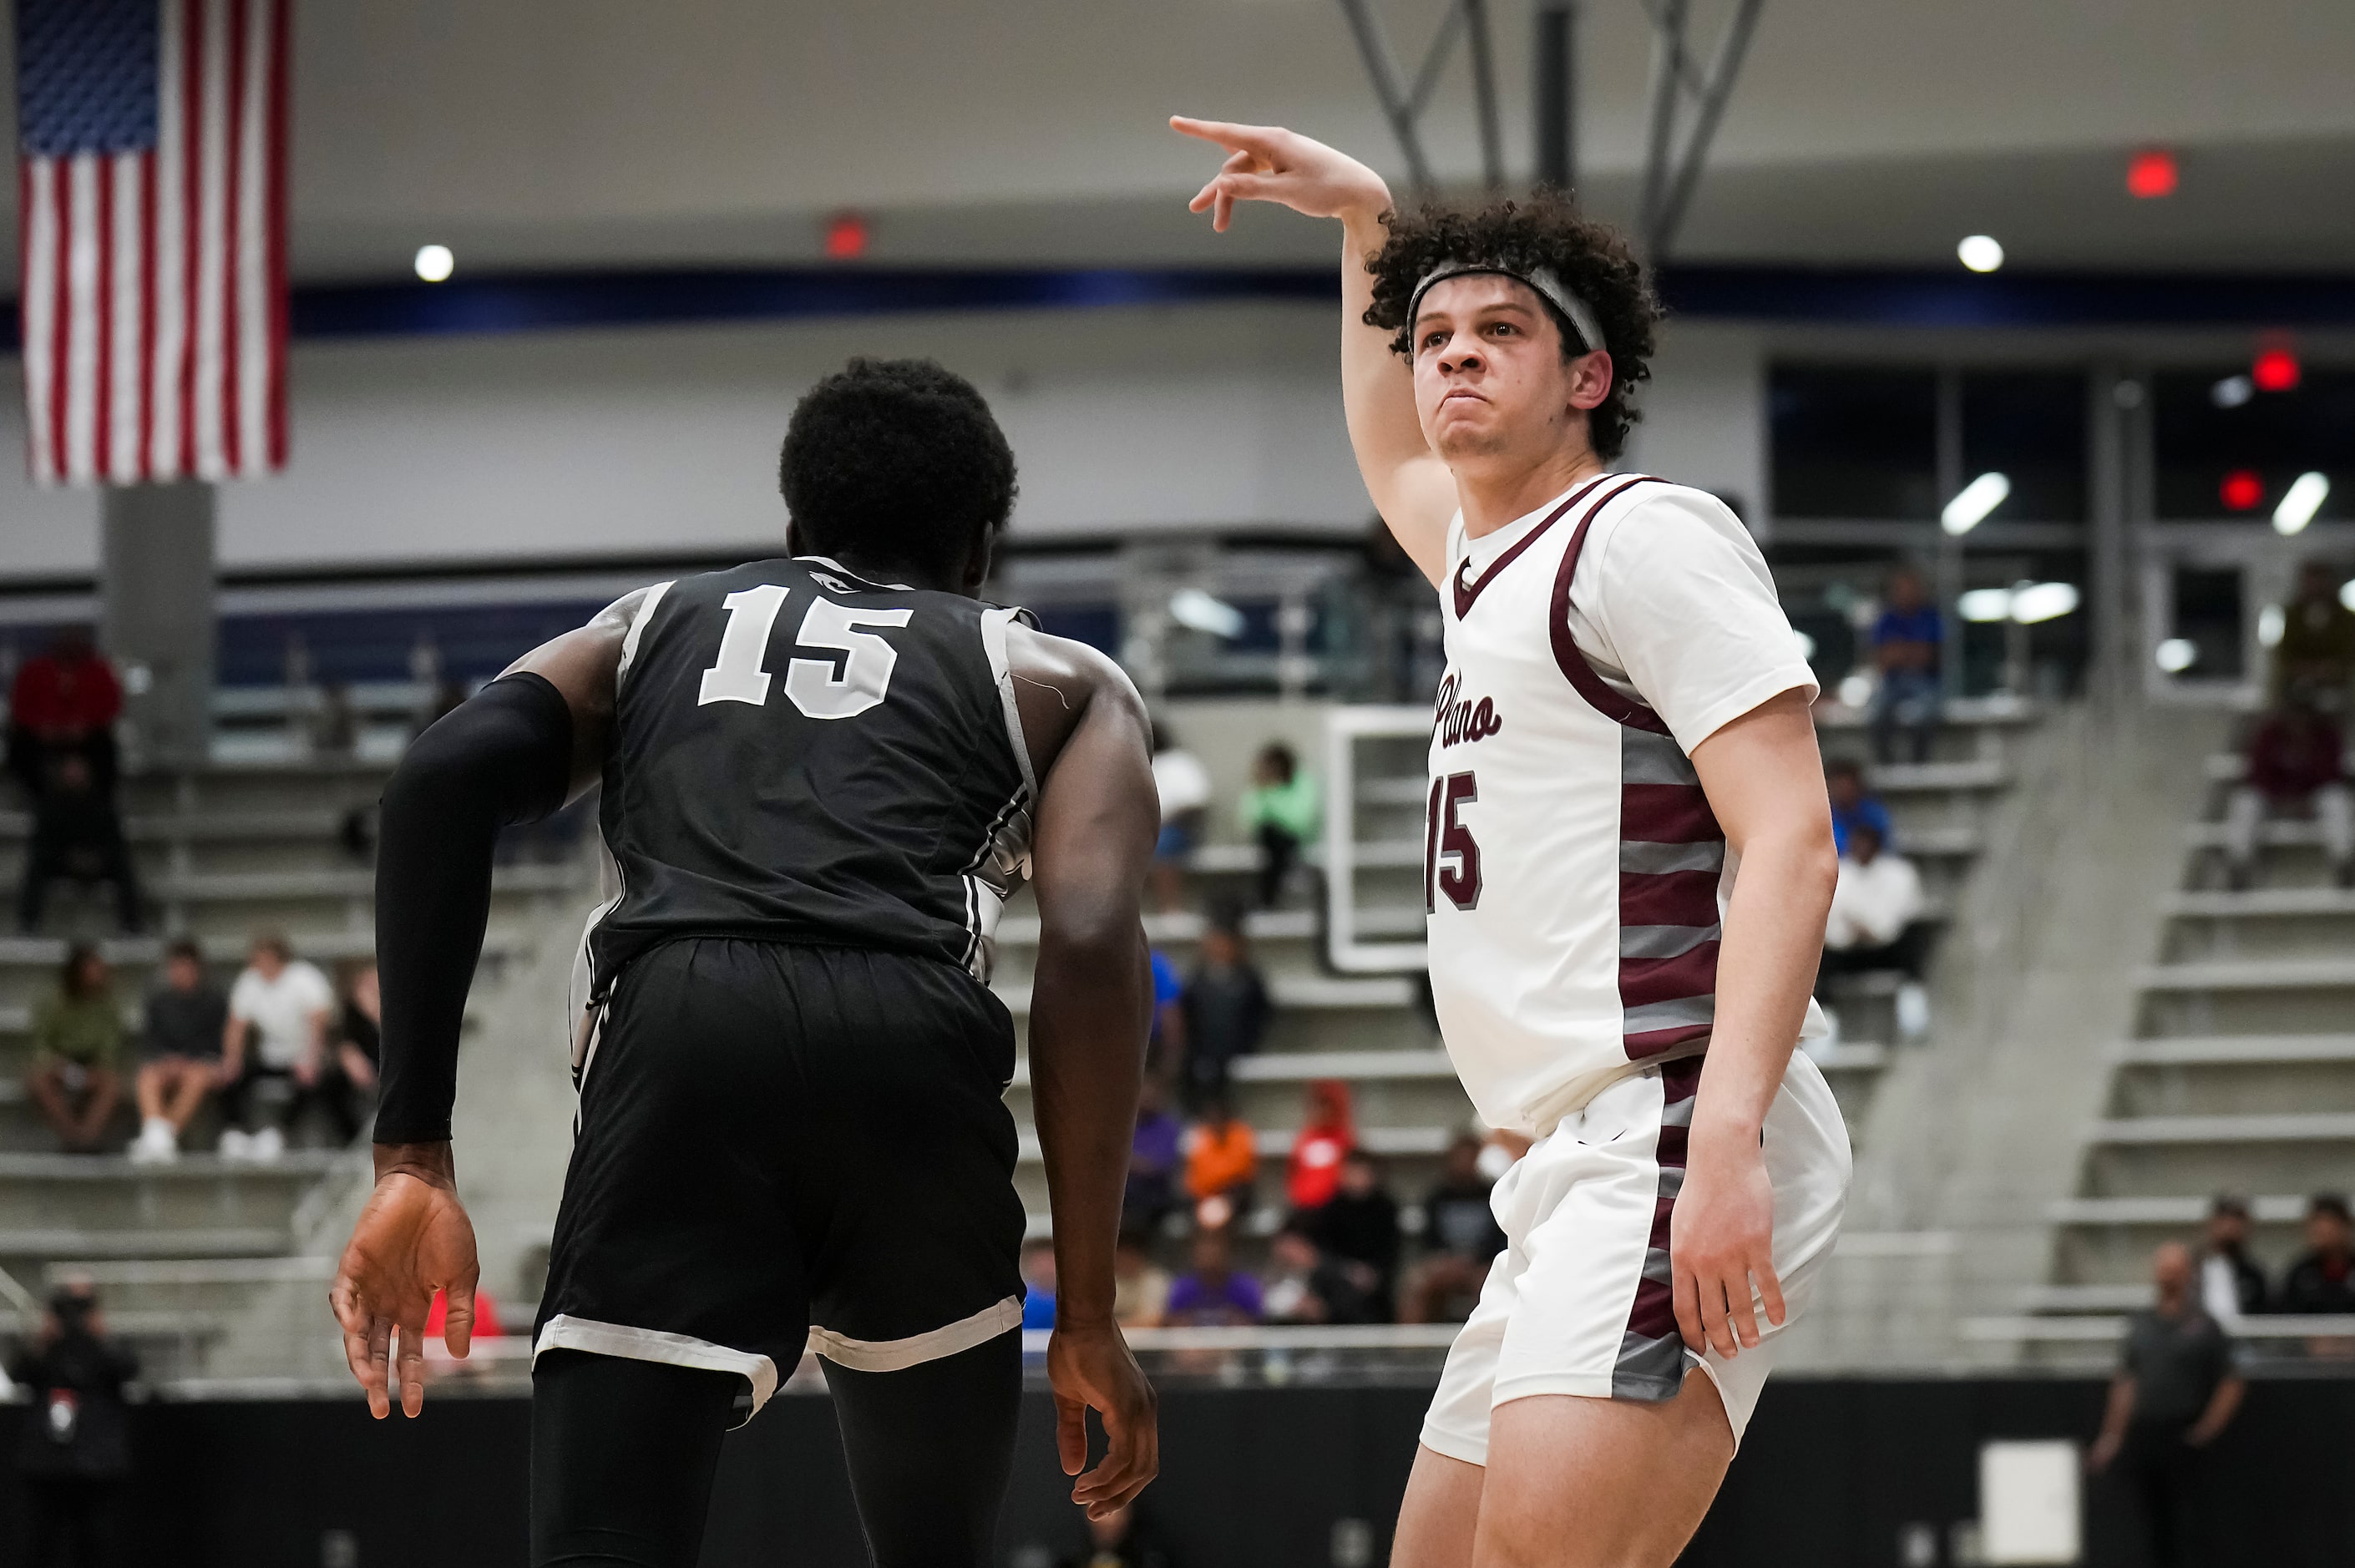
1957,588,2014,623
2219,470,2264,512
1836,673,1874,708
1957,235,2004,273
2273,471,2330,536
2209,375,2253,409
1941,471,2011,535
2126,148,2180,199
413,244,454,283
2258,605,2287,648
2341,579,2355,615
1169,587,1246,640
2251,346,2301,393
2009,582,2079,624
2155,638,2197,674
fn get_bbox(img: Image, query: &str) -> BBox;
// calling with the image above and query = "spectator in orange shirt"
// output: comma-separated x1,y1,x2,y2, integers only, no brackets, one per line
1183,1096,1257,1225
1287,1079,1356,1213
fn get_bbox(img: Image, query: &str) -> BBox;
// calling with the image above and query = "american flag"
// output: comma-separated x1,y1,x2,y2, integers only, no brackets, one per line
16,0,289,486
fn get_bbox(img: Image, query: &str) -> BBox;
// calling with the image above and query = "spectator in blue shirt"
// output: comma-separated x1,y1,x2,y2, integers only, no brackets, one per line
1019,1237,1057,1331
1147,948,1185,1082
1826,759,1895,857
1870,567,1943,765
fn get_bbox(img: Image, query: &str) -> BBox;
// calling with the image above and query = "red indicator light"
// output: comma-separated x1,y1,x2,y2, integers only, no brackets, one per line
2125,149,2178,199
2251,346,2301,393
823,211,870,260
2220,470,2265,512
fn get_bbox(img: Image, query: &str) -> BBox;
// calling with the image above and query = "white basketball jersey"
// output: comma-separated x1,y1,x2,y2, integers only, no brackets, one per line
1425,473,1825,1136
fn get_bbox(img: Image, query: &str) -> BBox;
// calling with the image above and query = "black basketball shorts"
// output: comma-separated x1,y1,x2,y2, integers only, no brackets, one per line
533,938,1026,1422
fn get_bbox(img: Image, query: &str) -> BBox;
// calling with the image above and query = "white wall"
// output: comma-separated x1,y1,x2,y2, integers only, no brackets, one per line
0,300,1370,577
1622,320,1769,527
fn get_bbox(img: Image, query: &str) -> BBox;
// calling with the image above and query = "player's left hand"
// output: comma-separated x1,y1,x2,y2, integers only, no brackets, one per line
328,1154,480,1419
1047,1318,1160,1520
1669,1133,1783,1359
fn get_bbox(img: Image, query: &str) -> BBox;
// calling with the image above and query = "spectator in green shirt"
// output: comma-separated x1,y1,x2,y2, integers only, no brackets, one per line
27,943,124,1154
1238,742,1320,908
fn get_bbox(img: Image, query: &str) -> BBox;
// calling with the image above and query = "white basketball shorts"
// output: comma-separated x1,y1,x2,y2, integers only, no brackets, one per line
1421,1050,1850,1463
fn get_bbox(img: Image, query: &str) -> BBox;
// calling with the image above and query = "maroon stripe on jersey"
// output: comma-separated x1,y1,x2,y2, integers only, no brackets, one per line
1619,868,1722,928
1627,1021,1714,1060
1451,474,1613,618
1547,476,1670,735
1622,783,1720,844
1620,943,1721,1008
1614,1057,1704,1388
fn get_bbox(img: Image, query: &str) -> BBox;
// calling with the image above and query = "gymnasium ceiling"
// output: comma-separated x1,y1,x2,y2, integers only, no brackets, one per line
7,0,2355,284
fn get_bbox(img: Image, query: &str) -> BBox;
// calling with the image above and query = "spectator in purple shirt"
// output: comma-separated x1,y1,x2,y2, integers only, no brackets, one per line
1125,1076,1184,1232
1164,1227,1264,1326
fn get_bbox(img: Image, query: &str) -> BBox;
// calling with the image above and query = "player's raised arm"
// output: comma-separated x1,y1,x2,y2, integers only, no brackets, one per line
1171,117,1457,584
331,587,646,1419
1011,629,1162,1518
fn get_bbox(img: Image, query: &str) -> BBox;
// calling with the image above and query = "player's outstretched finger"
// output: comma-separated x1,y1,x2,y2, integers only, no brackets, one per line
1756,1255,1789,1330
442,1277,478,1359
1671,1266,1704,1353
1054,1393,1088,1478
396,1321,428,1418
1168,116,1282,157
331,1282,391,1418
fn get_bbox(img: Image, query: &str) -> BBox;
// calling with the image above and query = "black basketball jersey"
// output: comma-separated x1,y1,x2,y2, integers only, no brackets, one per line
581,554,1036,999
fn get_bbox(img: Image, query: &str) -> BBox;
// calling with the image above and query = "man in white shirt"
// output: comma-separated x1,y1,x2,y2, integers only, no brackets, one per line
219,932,337,1161
1819,825,1932,1036
1176,119,1850,1566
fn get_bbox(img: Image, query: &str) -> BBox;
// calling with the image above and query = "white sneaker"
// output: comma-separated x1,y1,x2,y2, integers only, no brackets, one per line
251,1125,286,1161
129,1118,179,1164
218,1128,254,1161
1896,981,1932,1039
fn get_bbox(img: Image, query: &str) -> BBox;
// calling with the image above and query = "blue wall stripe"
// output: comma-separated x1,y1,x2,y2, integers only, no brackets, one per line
3,262,2352,353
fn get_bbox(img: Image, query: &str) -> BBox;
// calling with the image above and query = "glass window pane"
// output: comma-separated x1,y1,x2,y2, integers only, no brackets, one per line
2153,367,2355,521
2169,565,2245,680
1962,371,2087,522
1770,366,1937,519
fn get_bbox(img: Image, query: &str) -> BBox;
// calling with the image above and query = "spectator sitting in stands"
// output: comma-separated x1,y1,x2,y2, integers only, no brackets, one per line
1868,566,1942,766
26,945,124,1155
2223,689,2352,890
8,1278,137,1568
1056,1502,1171,1568
1148,723,1211,913
1825,757,1895,857
1286,1079,1356,1213
1405,1133,1508,1324
218,933,341,1161
1146,947,1185,1084
18,750,143,936
1262,1224,1381,1326
2277,1193,2355,1318
1125,1077,1184,1234
330,959,382,1130
1113,1230,1172,1330
1238,742,1320,908
1019,1238,1058,1332
1818,823,1932,1037
1164,1227,1264,1327
1312,1148,1402,1321
6,627,121,805
129,939,229,1164
1179,917,1269,1110
1183,1097,1257,1227
2271,560,2355,706
2200,1193,2267,1324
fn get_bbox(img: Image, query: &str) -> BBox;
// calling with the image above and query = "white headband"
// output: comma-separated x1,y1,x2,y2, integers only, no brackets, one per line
1407,260,1606,357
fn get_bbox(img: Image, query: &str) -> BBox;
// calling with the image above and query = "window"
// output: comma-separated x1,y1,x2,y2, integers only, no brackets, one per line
1770,366,1937,519
1962,371,2087,521
2153,368,2355,521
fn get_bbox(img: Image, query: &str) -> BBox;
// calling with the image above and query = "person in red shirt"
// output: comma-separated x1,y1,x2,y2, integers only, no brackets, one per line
8,628,123,802
1287,1079,1356,1213
2223,691,2352,889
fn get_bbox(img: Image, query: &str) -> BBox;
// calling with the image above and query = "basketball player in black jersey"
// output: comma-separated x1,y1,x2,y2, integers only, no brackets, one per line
329,359,1161,1567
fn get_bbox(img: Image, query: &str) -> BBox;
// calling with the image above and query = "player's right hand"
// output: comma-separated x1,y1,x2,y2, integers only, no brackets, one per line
329,1161,480,1419
1169,117,1392,231
1047,1318,1160,1520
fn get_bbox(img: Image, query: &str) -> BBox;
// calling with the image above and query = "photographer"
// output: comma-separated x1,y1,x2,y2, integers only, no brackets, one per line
9,1279,138,1567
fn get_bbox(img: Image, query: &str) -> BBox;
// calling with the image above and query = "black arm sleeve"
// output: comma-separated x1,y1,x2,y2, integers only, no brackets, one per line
372,672,574,1145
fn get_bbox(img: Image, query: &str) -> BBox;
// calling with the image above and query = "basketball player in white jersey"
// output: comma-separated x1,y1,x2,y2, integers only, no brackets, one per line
1173,119,1851,1565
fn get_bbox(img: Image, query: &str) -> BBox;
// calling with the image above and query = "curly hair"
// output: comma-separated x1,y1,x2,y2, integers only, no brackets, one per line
780,357,1018,579
1363,193,1661,461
